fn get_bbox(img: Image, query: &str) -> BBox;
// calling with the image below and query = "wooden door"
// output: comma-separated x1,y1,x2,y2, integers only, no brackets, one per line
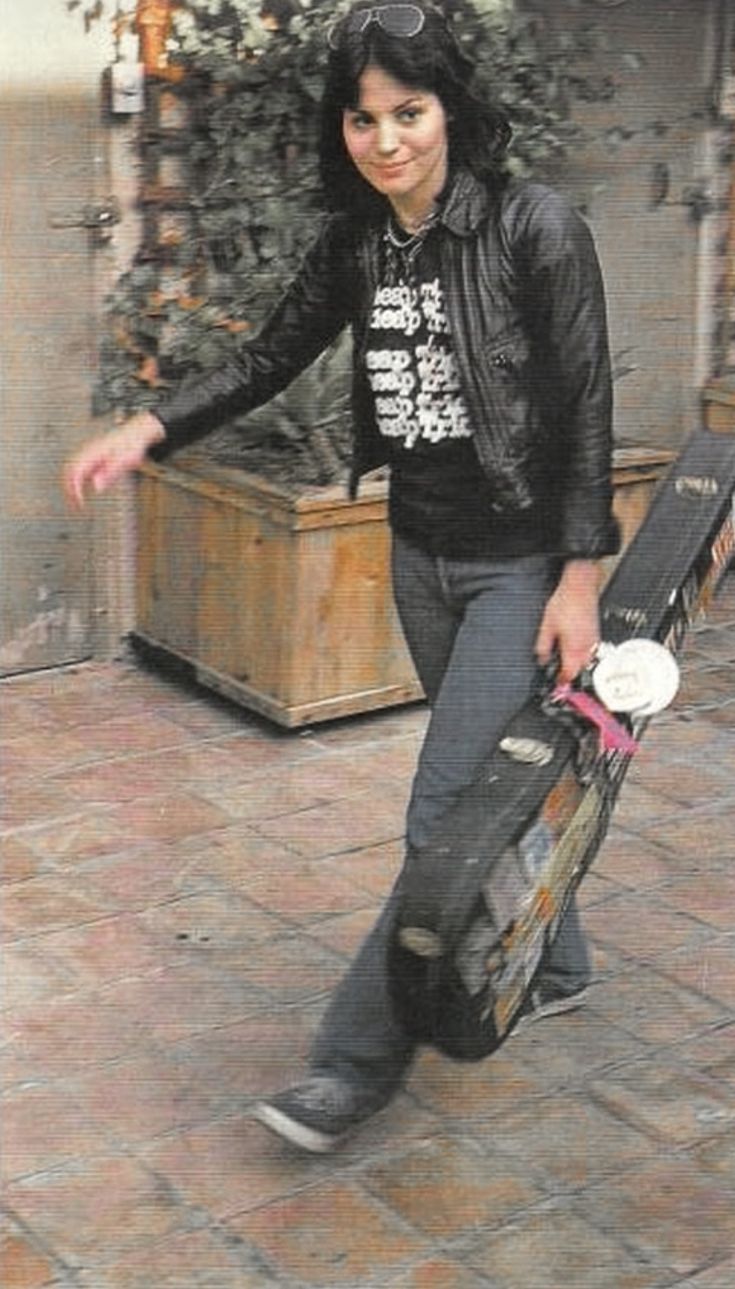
0,2,112,674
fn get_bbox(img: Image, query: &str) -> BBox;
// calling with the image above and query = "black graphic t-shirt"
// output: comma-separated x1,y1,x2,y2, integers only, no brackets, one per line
366,227,548,558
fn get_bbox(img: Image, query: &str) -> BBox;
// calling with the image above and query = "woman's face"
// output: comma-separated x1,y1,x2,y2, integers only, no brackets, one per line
342,64,448,221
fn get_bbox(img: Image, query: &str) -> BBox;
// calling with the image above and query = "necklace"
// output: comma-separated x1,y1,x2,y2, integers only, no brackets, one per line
385,208,438,248
383,209,439,285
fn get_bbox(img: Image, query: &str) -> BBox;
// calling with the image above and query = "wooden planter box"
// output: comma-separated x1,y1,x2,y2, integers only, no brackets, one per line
134,444,674,728
134,454,423,727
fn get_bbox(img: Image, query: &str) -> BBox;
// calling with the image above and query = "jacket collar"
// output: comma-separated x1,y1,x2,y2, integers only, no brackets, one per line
438,168,495,236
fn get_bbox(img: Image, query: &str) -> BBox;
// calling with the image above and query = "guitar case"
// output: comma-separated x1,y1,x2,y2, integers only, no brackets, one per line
388,427,735,1060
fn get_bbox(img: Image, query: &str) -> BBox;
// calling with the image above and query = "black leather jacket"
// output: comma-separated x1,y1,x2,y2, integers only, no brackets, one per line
155,169,619,560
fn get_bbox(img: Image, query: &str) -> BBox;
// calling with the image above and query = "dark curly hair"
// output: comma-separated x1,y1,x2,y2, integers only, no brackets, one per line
318,1,512,219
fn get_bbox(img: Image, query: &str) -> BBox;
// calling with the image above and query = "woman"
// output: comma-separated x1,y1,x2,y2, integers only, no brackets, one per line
64,1,619,1153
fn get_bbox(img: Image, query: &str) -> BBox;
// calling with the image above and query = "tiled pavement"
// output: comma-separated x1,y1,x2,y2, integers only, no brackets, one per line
2,575,734,1289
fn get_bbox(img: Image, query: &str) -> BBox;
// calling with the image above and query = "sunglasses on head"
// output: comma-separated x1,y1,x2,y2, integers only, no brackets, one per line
327,4,426,50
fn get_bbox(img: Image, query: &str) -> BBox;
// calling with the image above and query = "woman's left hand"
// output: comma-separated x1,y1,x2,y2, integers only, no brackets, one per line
535,560,601,684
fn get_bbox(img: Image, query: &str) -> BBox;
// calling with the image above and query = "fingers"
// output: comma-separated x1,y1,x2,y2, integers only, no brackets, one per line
62,415,166,511
63,452,101,511
534,619,554,667
556,648,588,685
63,442,117,510
62,459,89,511
535,622,597,684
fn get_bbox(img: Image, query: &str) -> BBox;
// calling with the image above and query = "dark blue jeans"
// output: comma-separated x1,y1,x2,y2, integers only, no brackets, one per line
310,536,591,1100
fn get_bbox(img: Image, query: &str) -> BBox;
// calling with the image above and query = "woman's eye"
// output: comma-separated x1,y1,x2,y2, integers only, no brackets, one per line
348,113,373,130
397,107,420,123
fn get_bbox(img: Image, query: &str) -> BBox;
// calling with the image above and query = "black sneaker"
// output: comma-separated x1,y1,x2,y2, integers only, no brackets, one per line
251,1076,384,1154
513,982,589,1033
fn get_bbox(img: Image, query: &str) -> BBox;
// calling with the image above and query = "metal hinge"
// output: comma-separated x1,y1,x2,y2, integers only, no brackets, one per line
49,197,122,244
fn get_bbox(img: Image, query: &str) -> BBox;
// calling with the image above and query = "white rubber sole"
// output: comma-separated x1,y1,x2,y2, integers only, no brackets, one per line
250,1100,341,1154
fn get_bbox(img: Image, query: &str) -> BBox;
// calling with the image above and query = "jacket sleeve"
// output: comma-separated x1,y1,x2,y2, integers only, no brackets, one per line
518,187,620,560
151,216,355,455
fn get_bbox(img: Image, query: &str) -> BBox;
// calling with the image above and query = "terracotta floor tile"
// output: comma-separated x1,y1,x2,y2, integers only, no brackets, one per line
639,807,735,862
193,731,320,779
233,933,343,1005
171,1008,317,1099
111,792,235,844
196,753,365,823
688,1130,735,1189
467,1202,665,1289
675,665,735,707
361,1137,541,1240
70,714,199,757
590,1057,735,1147
228,1178,428,1285
0,874,112,940
178,825,305,887
0,783,77,831
628,757,732,807
386,1259,489,1289
586,966,729,1044
46,740,268,808
143,736,289,782
157,694,254,735
511,1006,648,1087
68,1049,217,1146
32,913,179,987
345,736,422,786
253,788,405,859
656,872,735,931
0,943,79,1012
0,689,59,727
583,892,714,962
2,730,97,777
675,1254,735,1287
696,700,735,728
582,1155,735,1275
1,1083,100,1182
409,1044,547,1121
308,905,383,956
135,890,280,953
678,1021,735,1078
470,1091,651,1193
0,837,44,884
96,962,269,1043
595,830,705,888
644,716,729,756
143,1115,320,1219
613,781,681,830
659,938,735,1008
71,844,214,912
3,990,149,1079
18,813,132,865
48,758,189,807
309,703,428,748
0,1224,58,1289
577,870,619,908
322,839,402,898
4,1156,188,1264
244,858,376,924
87,1229,270,1289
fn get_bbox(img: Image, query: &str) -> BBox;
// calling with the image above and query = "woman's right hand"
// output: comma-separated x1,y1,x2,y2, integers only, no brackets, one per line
62,412,167,511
